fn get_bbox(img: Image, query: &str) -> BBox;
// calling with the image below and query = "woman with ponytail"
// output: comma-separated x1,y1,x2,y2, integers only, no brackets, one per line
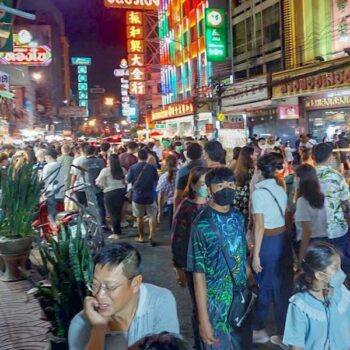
283,241,350,350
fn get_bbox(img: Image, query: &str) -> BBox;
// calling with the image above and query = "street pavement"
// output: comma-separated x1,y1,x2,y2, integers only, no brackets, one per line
119,218,281,350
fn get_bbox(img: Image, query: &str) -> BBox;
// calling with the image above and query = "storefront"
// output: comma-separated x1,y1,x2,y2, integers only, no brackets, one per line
151,100,213,138
305,92,350,141
221,75,279,145
272,56,350,142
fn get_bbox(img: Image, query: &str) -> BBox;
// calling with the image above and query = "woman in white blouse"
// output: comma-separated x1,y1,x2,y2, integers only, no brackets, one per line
96,154,126,240
251,153,293,348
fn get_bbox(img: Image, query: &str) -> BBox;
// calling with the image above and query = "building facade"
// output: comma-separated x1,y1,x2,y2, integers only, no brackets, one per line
154,0,231,138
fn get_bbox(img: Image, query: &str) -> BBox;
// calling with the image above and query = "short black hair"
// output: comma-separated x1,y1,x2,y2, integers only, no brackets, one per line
147,142,155,149
204,141,225,163
100,142,111,152
94,242,141,279
128,141,139,151
186,142,202,160
258,137,266,142
312,143,333,164
138,148,148,161
84,145,96,156
257,153,282,179
205,166,235,187
128,332,191,350
46,148,58,160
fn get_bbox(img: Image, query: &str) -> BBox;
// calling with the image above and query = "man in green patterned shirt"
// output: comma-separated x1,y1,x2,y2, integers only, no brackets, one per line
314,143,350,272
187,167,253,350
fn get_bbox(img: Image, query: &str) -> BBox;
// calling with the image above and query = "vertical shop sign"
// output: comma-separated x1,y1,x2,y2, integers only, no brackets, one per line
126,11,146,95
204,8,227,62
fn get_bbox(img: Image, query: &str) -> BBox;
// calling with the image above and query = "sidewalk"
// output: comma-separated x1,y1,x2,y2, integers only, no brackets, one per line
0,279,49,350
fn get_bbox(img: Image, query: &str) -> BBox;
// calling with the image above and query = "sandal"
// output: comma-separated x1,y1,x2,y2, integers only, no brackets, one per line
134,237,146,243
107,234,120,240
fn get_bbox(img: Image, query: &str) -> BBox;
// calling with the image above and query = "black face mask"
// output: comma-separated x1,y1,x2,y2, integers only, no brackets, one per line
213,188,235,206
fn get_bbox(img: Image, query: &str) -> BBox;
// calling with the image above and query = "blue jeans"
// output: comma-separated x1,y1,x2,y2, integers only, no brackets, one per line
46,195,57,223
253,232,293,334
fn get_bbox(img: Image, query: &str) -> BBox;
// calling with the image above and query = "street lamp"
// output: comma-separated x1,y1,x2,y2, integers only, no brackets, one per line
104,97,114,106
32,72,42,81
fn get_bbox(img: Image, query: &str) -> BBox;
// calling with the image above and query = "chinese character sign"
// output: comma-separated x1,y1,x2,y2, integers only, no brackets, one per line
126,11,146,95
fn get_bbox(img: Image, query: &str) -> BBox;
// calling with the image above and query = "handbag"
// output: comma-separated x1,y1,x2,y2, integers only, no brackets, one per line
209,219,258,328
126,163,148,202
259,187,284,219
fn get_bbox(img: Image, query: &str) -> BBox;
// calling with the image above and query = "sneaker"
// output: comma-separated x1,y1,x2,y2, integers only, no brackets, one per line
253,329,269,344
107,234,120,240
120,221,129,228
270,335,290,350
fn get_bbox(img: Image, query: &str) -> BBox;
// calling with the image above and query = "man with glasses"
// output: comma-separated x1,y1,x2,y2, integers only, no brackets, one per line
68,242,179,350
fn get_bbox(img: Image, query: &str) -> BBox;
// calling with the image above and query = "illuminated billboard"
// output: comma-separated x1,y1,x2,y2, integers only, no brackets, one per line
0,25,52,66
104,0,159,10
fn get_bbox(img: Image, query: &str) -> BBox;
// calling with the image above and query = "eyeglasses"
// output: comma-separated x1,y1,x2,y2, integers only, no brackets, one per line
87,276,137,296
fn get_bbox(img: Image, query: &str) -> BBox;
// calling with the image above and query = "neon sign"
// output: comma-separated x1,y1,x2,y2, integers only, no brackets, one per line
0,45,52,66
104,0,159,10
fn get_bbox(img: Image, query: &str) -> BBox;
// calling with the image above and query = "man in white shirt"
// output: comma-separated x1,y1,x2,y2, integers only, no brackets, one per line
42,148,65,222
68,242,179,350
70,143,88,206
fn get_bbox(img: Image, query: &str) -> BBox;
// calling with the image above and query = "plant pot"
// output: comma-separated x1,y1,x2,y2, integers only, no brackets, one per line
0,236,33,281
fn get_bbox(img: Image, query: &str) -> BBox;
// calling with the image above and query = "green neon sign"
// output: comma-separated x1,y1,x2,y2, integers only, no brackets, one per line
78,83,88,91
71,57,92,65
77,66,87,74
79,100,88,107
205,8,227,62
78,74,87,83
79,91,88,99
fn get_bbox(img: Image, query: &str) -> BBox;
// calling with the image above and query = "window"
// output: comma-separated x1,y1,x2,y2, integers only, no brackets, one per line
235,69,247,80
249,64,263,76
233,21,246,56
266,59,282,73
263,3,280,44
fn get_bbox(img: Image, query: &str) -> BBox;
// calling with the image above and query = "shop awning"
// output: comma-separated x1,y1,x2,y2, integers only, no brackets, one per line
221,99,276,115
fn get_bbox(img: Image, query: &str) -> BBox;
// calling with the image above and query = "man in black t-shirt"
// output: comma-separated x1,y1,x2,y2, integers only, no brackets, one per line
127,148,159,244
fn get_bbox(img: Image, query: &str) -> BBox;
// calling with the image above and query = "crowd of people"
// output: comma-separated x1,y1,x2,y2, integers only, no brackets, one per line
1,132,350,350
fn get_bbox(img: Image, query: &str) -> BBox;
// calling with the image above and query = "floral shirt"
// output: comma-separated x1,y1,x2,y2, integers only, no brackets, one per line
187,206,247,335
316,165,349,239
171,199,207,268
233,167,254,224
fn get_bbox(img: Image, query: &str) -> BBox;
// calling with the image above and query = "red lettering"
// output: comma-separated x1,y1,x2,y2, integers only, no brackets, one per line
315,75,323,88
300,78,307,90
326,73,334,87
292,81,300,92
306,77,314,89
334,72,344,85
345,69,350,83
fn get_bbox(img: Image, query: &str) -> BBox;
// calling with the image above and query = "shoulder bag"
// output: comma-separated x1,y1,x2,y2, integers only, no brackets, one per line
259,187,284,218
208,218,258,328
126,163,148,203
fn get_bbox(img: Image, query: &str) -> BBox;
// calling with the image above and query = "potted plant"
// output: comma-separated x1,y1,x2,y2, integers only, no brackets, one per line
32,223,93,349
0,163,41,281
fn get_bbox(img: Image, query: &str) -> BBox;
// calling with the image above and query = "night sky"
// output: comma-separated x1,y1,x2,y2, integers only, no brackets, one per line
52,0,126,98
